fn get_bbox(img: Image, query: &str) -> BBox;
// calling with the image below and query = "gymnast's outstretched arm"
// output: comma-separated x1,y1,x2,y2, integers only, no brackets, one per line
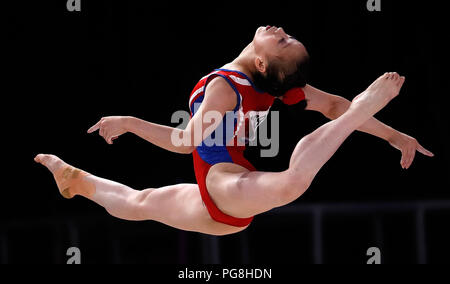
301,84,434,169
87,77,237,154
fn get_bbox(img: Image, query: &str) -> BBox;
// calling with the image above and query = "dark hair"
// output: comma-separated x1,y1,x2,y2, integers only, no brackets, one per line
251,55,310,97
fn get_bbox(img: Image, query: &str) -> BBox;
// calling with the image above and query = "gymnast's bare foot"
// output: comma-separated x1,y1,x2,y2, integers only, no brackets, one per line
34,154,66,175
351,72,405,120
34,154,94,199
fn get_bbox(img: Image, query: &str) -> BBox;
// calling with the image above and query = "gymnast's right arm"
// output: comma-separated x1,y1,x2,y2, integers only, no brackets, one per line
87,77,237,155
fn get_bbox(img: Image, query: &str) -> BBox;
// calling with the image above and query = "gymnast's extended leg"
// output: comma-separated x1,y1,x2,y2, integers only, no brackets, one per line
34,154,247,236
206,73,405,218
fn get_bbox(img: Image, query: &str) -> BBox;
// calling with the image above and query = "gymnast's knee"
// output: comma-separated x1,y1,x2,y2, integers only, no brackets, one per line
115,189,156,221
278,170,313,204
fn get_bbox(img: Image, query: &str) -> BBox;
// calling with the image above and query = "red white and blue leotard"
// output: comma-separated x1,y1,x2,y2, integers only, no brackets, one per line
189,69,306,228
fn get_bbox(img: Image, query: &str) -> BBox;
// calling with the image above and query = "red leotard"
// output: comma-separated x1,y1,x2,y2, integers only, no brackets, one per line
189,69,306,227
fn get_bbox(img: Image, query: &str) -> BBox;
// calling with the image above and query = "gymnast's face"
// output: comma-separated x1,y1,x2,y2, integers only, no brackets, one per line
253,26,308,77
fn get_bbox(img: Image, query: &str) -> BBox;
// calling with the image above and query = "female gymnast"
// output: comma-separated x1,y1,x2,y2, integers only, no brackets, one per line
35,26,434,236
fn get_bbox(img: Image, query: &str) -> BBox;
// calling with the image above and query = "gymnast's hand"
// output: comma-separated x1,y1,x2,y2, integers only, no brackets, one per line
388,132,434,169
87,116,129,145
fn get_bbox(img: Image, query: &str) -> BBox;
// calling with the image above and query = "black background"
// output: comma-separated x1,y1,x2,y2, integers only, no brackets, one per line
3,0,449,264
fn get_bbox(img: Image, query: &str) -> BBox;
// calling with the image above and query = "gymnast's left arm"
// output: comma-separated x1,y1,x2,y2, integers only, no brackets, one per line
302,84,434,169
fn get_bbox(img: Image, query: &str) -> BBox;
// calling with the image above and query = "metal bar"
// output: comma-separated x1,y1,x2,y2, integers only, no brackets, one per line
268,201,450,215
416,207,427,264
3,201,450,229
312,209,323,264
52,227,64,264
110,237,121,264
201,235,221,264
373,215,384,264
177,231,188,264
240,231,250,264
67,220,80,246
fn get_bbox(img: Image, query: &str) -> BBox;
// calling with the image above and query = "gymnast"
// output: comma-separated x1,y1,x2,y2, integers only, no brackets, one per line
35,26,434,236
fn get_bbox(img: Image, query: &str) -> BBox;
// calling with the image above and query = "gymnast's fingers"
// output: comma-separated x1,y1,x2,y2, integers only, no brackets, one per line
88,120,101,133
417,143,434,157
